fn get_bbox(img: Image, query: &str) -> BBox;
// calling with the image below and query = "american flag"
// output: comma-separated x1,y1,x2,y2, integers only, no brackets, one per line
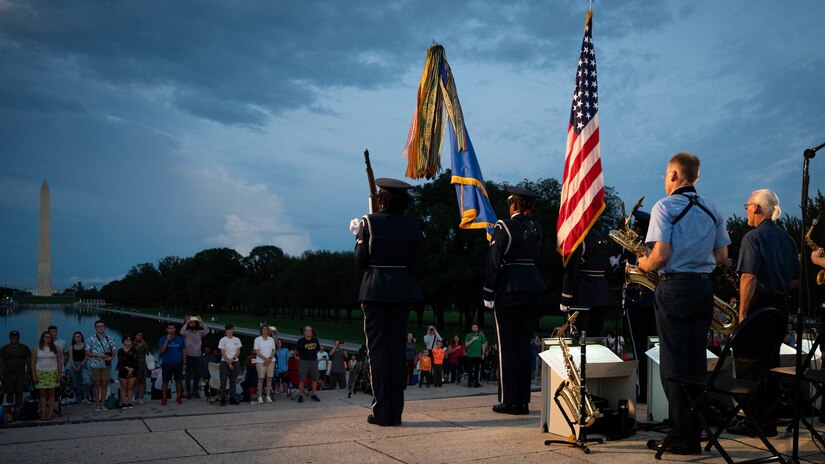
557,10,605,266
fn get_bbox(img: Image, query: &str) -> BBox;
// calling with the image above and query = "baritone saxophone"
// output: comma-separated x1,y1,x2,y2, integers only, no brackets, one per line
555,311,598,429
805,217,825,286
609,196,739,335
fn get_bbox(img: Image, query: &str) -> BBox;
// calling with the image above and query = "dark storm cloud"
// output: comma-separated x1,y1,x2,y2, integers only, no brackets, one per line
0,0,671,127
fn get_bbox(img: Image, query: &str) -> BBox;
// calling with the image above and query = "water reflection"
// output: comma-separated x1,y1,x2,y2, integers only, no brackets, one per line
0,306,259,381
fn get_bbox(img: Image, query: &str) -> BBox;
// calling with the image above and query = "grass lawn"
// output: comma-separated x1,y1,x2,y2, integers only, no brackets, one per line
125,306,568,347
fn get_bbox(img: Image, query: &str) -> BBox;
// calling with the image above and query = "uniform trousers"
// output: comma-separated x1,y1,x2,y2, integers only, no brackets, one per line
363,302,411,424
494,292,542,405
654,279,713,444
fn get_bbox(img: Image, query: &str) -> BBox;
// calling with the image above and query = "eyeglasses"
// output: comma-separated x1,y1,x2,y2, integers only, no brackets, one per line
743,203,755,210
660,171,671,181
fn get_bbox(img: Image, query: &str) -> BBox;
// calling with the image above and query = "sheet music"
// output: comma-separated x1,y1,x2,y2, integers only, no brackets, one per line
539,347,570,380
646,344,660,364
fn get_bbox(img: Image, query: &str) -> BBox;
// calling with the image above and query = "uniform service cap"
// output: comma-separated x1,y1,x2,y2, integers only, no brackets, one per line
375,178,413,191
505,186,539,199
633,210,651,226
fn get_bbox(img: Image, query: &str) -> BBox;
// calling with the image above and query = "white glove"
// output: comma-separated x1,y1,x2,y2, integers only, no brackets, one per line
560,304,570,312
349,218,362,236
483,300,495,309
609,255,620,269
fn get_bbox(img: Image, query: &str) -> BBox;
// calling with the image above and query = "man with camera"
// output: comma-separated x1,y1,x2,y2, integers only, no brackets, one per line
85,320,117,412
180,315,208,399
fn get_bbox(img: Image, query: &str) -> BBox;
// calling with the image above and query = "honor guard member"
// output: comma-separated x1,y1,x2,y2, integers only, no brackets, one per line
560,222,614,337
619,210,657,402
638,152,730,455
354,178,424,426
728,189,798,437
483,186,546,415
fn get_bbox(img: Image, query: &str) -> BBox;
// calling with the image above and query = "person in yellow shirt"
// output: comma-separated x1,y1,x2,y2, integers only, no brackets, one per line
418,350,432,388
431,340,445,387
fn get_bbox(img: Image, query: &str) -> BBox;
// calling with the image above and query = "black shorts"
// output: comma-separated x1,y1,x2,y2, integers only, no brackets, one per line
162,363,183,382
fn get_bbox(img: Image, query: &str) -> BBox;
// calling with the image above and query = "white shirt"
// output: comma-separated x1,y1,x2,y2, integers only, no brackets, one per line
218,336,242,362
253,336,275,363
317,351,329,370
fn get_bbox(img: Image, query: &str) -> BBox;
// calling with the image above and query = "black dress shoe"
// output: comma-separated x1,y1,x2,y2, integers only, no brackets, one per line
367,415,393,426
646,439,701,455
492,403,520,415
517,404,530,415
727,421,777,437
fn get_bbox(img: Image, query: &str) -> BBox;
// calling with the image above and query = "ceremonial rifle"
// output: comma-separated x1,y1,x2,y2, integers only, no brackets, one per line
364,149,378,213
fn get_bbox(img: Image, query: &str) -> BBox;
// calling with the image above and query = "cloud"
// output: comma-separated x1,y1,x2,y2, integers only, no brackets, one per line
0,0,676,128
188,163,312,257
207,214,312,257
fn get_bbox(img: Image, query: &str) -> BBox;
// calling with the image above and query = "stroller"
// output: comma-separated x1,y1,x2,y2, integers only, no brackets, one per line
347,356,372,398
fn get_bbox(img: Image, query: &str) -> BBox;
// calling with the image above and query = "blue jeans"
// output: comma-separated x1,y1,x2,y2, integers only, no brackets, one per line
70,362,91,401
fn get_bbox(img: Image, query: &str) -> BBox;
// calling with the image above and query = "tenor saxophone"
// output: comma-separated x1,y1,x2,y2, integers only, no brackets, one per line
805,217,825,286
555,311,598,428
610,196,739,335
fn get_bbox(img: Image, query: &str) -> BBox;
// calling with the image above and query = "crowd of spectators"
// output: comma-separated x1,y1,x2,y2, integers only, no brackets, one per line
0,319,515,423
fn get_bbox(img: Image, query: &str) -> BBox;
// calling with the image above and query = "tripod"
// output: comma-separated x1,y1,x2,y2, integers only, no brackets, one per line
545,330,604,454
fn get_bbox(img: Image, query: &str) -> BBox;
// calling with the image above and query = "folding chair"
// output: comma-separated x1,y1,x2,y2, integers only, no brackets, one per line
768,330,825,447
205,362,222,405
655,307,787,464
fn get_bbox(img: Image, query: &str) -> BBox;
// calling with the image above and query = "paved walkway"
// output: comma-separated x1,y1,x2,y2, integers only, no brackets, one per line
1,380,824,464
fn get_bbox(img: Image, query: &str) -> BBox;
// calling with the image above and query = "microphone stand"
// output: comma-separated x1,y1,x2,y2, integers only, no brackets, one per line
793,141,823,460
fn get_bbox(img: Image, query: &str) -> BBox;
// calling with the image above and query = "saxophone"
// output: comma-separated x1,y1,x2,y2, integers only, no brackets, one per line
555,311,598,428
805,217,825,286
609,197,739,335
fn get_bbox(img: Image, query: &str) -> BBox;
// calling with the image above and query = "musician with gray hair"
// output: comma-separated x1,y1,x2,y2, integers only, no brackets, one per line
728,188,799,437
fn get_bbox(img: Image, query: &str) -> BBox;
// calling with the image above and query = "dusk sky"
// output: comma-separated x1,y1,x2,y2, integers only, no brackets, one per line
1,1,824,291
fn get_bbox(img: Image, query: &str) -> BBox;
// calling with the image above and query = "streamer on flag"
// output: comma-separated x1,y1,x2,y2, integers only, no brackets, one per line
557,10,605,266
403,44,497,239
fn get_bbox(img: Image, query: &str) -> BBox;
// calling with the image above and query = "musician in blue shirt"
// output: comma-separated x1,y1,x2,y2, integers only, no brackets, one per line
728,189,798,437
638,152,730,455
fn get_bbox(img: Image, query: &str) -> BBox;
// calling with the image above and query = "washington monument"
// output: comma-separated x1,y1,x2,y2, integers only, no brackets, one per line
37,179,51,296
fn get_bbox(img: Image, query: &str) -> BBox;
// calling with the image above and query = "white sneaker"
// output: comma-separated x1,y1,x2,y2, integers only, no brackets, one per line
265,395,273,403
94,406,102,413
256,396,264,404
137,399,144,405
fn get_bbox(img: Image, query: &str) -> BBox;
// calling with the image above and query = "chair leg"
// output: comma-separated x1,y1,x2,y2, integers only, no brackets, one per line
655,387,707,460
740,402,788,464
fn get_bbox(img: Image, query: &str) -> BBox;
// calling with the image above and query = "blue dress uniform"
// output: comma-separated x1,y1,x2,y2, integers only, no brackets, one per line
645,185,730,447
620,210,657,402
355,178,423,426
560,225,614,337
483,186,546,414
733,218,799,433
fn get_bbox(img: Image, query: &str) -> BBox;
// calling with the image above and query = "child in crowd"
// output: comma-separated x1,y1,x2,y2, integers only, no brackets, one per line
418,349,432,388
431,340,445,387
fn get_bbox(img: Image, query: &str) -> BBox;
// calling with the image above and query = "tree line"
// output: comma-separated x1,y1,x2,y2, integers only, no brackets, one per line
98,172,825,328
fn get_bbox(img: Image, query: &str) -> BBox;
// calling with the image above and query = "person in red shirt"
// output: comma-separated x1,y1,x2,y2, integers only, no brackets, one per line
431,340,445,387
446,334,465,384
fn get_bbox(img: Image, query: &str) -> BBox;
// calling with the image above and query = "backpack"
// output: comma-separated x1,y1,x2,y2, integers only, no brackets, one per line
18,400,39,420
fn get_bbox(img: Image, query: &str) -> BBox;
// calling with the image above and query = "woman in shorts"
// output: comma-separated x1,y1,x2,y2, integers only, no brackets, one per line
116,335,138,409
31,330,62,420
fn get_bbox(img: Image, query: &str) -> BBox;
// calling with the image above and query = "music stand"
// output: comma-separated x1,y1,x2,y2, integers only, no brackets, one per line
545,307,604,454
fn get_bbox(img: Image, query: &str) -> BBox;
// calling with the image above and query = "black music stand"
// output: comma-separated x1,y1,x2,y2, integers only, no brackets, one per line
545,310,604,454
